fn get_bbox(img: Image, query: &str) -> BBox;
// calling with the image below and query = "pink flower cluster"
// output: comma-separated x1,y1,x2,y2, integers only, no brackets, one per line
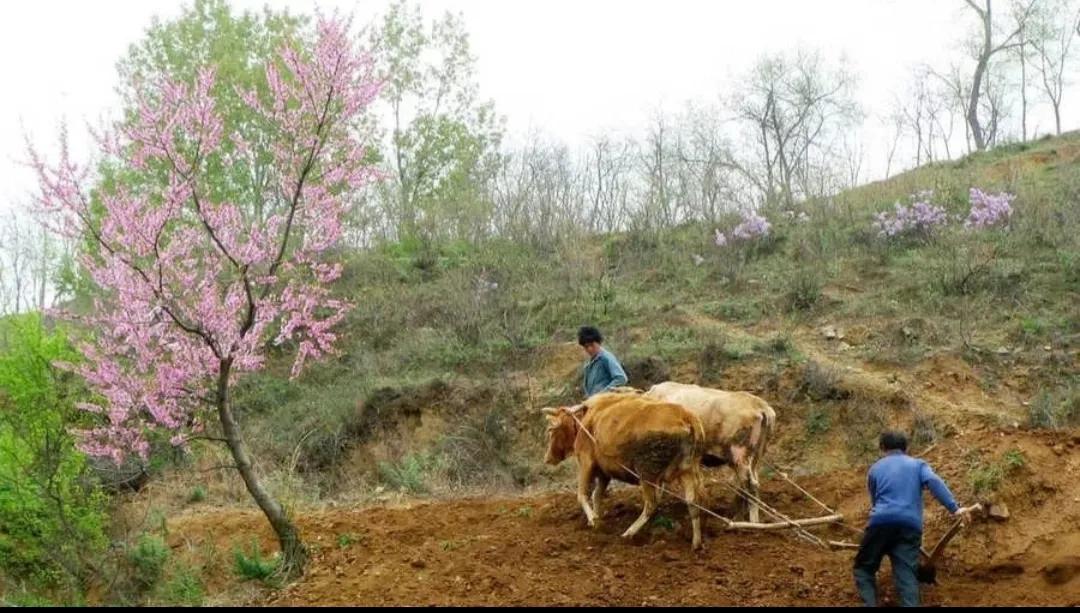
873,194,948,239
29,15,381,462
716,211,771,247
964,187,1014,229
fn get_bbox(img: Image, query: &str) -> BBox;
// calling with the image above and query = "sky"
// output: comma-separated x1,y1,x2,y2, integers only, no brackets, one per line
2,0,1077,217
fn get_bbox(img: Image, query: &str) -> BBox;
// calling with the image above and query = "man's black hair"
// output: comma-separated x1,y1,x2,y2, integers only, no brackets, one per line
879,431,908,453
578,326,603,346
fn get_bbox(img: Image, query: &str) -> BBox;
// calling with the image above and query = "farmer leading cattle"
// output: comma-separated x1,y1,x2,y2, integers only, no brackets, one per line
578,326,628,398
854,431,973,607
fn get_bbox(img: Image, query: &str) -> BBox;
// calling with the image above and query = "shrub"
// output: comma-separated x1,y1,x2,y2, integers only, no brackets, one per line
1028,383,1080,429
714,211,772,247
805,407,831,436
187,485,207,504
798,361,847,401
784,268,823,312
0,314,108,594
872,191,949,241
128,534,170,591
233,540,278,581
965,188,1015,229
377,453,435,494
157,563,205,606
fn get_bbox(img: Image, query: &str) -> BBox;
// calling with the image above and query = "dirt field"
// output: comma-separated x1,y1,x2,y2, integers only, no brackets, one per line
164,425,1080,607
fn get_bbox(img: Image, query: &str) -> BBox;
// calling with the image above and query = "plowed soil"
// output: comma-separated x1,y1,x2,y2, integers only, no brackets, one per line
166,427,1080,606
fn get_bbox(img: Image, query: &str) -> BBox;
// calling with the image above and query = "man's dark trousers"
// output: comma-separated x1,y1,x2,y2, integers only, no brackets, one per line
853,523,922,607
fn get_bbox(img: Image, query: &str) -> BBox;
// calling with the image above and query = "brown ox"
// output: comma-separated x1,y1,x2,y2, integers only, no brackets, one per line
542,392,707,550
643,381,776,523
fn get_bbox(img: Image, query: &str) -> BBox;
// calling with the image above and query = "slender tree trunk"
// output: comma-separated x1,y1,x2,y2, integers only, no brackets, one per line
216,358,307,577
1019,34,1028,142
967,1,992,151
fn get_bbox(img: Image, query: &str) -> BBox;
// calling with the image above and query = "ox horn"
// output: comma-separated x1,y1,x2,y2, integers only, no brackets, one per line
540,407,559,416
567,403,586,415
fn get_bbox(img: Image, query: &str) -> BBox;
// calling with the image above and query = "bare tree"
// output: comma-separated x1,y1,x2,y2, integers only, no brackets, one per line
931,63,976,154
1031,0,1078,135
674,104,746,224
882,111,905,179
1008,0,1036,141
729,50,860,207
962,0,1036,151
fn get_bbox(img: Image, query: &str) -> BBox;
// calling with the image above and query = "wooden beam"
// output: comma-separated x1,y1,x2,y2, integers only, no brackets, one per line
726,514,843,531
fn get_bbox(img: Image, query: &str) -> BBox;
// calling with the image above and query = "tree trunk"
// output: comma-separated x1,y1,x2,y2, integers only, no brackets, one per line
216,358,307,577
1019,35,1028,142
968,2,993,151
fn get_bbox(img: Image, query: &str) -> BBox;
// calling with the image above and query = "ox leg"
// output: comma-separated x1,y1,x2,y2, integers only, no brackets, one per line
746,461,762,524
622,482,658,539
592,475,610,522
731,445,758,523
577,461,600,527
681,471,704,551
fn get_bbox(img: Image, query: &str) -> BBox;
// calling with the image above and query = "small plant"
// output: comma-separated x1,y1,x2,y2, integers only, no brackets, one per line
799,361,847,401
1002,449,1026,471
158,564,205,606
651,515,675,531
761,334,794,357
233,540,278,582
911,411,938,447
805,407,831,436
440,539,464,551
969,463,1003,496
1028,384,1080,429
515,506,534,518
377,453,433,494
337,533,363,548
187,486,207,504
784,268,823,312
128,534,170,591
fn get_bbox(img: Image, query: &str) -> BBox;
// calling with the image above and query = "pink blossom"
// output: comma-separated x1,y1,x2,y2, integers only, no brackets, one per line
873,192,948,239
715,210,770,248
964,187,1014,229
27,15,380,462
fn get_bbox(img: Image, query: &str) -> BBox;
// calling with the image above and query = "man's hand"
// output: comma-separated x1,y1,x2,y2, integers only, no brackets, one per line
953,503,981,526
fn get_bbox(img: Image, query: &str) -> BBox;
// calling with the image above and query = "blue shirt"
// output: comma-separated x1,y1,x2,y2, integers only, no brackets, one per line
867,451,959,531
583,348,628,397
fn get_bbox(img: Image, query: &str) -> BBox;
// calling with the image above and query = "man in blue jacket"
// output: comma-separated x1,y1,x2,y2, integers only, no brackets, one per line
854,431,972,607
578,326,628,398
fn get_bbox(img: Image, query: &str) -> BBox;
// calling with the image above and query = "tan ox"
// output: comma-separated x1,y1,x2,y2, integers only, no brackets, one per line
643,381,776,523
542,392,707,550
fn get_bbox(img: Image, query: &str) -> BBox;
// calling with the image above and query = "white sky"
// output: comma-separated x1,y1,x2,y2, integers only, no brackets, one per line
2,0,1077,217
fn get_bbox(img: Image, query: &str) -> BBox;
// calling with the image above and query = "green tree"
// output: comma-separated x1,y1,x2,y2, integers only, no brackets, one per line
115,0,307,223
370,0,505,248
0,314,106,598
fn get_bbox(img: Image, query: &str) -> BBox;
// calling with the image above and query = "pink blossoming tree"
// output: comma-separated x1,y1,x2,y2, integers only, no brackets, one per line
28,15,381,575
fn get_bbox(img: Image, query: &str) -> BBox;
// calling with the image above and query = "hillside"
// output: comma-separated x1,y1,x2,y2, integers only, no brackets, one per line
84,132,1080,605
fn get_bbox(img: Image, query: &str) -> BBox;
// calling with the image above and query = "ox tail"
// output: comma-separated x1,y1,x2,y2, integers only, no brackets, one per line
750,406,774,473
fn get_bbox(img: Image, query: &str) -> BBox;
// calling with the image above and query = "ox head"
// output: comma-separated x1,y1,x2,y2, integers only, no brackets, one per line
540,404,584,465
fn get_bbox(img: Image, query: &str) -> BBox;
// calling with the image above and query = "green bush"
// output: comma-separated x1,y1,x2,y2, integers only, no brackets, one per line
0,314,108,595
128,534,170,591
805,407,831,436
783,267,823,312
157,564,205,606
377,453,435,494
233,540,278,581
1028,382,1080,429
